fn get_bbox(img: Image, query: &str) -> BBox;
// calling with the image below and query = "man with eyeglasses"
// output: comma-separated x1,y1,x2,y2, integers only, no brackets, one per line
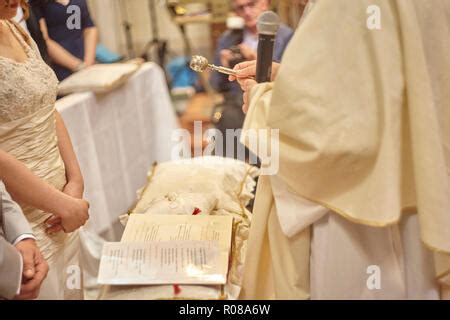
212,0,293,94
210,0,293,158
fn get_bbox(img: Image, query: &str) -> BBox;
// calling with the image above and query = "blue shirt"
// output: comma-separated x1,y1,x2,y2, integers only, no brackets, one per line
33,0,95,81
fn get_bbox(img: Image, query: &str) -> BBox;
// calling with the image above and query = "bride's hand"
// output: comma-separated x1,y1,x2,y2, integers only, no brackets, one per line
62,180,84,199
46,196,89,234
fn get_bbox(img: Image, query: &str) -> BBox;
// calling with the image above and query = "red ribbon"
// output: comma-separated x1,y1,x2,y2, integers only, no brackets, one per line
173,284,182,295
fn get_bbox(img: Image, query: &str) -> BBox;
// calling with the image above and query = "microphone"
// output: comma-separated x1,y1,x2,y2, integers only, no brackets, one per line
256,11,280,83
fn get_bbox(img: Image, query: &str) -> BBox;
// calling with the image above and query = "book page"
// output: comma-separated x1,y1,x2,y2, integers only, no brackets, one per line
98,241,226,285
98,214,233,285
121,214,233,255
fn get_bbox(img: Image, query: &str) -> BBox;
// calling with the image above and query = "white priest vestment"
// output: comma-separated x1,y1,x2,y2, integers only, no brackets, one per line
239,0,450,300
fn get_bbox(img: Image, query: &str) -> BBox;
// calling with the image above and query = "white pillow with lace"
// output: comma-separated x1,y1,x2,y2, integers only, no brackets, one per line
108,157,258,300
132,156,259,216
119,192,218,226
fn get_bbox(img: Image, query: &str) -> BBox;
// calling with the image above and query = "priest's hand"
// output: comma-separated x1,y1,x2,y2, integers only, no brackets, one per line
228,60,280,82
229,60,280,113
239,78,258,114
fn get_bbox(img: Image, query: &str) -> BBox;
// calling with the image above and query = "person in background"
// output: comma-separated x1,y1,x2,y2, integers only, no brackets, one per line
32,0,98,81
0,181,49,300
210,0,293,159
12,2,27,31
25,0,50,63
13,2,49,62
210,0,293,97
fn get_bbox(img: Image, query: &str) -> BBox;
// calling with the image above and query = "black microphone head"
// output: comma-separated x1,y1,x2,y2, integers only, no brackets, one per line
257,11,280,35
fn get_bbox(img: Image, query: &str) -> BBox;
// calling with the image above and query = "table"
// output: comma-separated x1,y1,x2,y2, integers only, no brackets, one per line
56,63,179,239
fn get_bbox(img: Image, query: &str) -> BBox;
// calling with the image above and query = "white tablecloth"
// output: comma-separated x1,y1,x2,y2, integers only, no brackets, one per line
56,63,178,238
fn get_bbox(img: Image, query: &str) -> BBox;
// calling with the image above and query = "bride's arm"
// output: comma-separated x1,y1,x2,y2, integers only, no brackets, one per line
55,112,84,199
0,149,67,213
0,149,88,233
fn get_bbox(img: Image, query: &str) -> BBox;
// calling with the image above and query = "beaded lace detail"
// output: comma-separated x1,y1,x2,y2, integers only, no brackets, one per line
0,21,59,122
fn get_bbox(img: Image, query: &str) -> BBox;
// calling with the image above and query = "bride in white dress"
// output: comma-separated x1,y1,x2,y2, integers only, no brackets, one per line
0,0,89,299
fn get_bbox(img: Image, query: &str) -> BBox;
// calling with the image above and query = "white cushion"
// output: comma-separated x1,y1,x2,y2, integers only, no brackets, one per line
111,156,258,300
133,156,259,215
58,63,141,95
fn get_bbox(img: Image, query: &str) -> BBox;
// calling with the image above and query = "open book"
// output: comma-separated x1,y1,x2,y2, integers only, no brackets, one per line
98,214,233,285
